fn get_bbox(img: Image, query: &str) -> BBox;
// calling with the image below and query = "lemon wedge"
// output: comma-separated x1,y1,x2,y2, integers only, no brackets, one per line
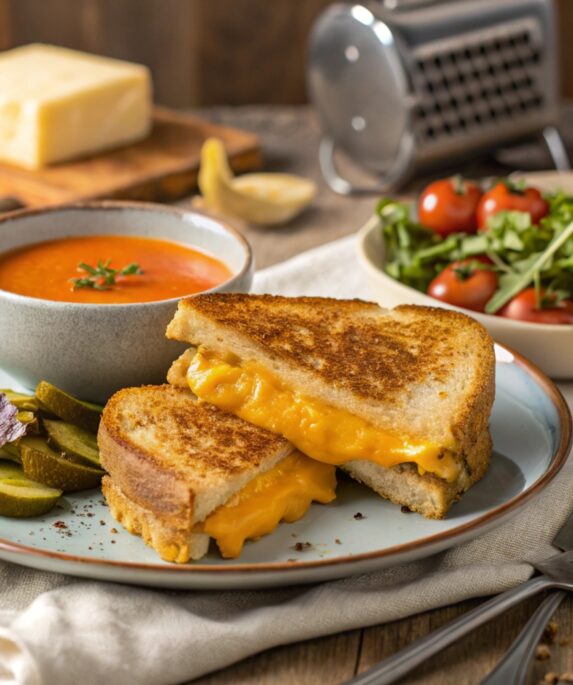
198,138,316,226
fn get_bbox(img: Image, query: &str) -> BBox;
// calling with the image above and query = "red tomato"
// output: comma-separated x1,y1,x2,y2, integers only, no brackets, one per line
477,181,549,230
498,288,573,324
427,259,498,313
418,178,482,237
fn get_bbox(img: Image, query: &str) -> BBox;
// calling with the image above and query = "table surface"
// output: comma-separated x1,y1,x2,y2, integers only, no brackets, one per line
189,106,573,685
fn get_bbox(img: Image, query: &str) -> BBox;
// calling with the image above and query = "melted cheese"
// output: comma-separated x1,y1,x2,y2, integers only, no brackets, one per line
186,348,459,482
197,451,336,558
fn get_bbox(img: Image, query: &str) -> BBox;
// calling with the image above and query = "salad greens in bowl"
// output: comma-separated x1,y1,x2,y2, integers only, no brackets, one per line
357,174,573,378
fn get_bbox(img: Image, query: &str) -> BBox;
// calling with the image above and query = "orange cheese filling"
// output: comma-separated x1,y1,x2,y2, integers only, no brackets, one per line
197,450,336,558
186,348,459,482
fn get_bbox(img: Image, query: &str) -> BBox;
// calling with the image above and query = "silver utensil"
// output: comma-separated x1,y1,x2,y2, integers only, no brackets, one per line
479,515,573,685
479,591,565,685
344,510,573,685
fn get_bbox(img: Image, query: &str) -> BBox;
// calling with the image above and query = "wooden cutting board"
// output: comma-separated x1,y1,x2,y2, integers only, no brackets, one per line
0,107,261,211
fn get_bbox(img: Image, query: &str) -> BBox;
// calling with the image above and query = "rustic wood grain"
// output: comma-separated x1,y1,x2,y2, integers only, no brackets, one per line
194,630,361,685
556,0,573,105
0,0,11,49
0,108,260,209
195,0,333,105
357,596,549,684
80,0,200,108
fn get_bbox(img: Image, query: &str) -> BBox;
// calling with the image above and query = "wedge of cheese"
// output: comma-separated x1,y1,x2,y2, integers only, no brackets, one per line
0,44,152,168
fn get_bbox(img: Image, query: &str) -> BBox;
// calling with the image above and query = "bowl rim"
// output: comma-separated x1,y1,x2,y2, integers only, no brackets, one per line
0,199,253,309
357,214,573,333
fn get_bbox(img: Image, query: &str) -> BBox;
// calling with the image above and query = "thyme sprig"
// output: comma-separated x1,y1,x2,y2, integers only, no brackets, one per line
70,260,143,291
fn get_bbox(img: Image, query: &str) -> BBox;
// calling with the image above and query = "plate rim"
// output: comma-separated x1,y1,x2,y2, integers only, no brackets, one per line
0,343,570,577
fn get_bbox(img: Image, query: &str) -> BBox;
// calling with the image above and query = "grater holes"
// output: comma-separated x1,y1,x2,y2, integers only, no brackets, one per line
412,23,545,144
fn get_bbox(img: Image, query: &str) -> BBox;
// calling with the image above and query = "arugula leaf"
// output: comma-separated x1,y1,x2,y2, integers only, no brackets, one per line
485,221,573,313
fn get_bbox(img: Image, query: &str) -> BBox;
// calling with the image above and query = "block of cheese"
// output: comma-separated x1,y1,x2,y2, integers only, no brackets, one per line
0,44,152,169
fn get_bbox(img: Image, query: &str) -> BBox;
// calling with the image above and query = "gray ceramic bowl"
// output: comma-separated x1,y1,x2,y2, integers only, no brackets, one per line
0,201,253,403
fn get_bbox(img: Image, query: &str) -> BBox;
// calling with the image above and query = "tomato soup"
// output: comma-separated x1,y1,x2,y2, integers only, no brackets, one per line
0,235,232,304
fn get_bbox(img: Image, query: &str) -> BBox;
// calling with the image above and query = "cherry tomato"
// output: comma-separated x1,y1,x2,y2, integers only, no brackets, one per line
418,177,482,237
427,259,498,313
498,288,573,324
477,181,549,230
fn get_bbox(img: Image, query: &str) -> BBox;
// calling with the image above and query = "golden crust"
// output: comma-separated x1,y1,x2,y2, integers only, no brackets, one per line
102,476,209,563
98,384,292,522
167,294,495,448
168,294,491,400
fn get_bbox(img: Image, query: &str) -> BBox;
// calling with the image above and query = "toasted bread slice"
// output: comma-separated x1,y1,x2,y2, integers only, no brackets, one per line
102,476,210,563
98,384,293,561
343,428,492,518
166,294,495,518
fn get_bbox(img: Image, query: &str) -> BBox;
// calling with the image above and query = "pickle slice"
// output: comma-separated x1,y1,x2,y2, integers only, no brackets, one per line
43,419,100,466
19,438,104,492
0,461,62,517
0,389,39,412
35,381,102,432
0,442,22,463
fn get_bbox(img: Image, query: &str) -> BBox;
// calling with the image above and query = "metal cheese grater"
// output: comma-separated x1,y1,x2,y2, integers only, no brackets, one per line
307,0,570,195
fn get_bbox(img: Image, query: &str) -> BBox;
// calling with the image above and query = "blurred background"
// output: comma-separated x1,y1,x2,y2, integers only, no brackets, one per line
1,0,569,109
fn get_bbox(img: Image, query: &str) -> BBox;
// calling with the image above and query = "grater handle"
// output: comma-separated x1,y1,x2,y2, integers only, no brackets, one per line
318,137,414,196
542,126,571,171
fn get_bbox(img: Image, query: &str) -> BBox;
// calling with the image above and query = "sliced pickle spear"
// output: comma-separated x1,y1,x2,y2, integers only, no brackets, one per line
43,419,100,466
0,442,22,463
19,437,104,492
35,381,102,432
0,389,39,412
0,461,62,517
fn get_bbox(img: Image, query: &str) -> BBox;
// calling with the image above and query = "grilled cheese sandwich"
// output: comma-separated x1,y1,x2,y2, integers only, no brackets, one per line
167,294,496,519
98,385,336,562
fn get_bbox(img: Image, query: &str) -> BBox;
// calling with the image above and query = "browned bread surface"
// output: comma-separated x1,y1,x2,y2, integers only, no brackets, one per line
98,384,292,525
166,294,496,451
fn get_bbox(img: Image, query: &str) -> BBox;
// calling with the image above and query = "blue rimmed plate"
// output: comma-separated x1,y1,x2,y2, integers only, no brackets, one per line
0,344,570,590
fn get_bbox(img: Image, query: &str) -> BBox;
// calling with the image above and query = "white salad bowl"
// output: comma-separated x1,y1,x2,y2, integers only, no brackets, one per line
0,201,254,402
357,216,573,379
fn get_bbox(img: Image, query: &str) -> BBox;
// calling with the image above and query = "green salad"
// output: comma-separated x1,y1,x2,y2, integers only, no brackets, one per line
379,179,573,324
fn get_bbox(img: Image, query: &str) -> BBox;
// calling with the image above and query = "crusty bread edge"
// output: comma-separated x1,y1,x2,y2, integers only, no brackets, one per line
99,417,193,520
98,386,295,525
343,427,492,518
102,477,209,563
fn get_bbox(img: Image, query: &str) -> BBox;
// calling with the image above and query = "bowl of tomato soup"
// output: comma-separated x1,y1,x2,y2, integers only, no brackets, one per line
0,201,253,402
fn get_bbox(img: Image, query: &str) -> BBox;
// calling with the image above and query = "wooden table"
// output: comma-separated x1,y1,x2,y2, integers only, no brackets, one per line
190,106,573,685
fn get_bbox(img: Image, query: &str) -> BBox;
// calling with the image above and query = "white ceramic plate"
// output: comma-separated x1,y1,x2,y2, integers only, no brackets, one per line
0,352,570,590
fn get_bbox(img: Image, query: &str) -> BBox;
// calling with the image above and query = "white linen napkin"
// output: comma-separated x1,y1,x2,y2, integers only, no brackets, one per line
0,235,572,685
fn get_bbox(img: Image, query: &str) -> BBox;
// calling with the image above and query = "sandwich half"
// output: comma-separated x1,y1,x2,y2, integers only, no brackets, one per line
98,384,336,563
166,294,496,519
